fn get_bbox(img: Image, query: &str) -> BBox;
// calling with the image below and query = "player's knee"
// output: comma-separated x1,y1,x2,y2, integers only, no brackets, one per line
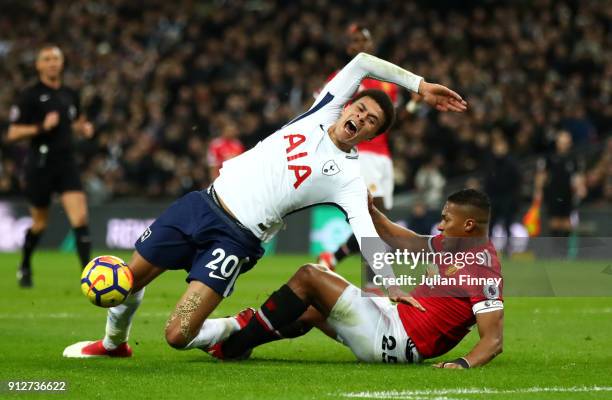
293,264,323,285
164,325,189,349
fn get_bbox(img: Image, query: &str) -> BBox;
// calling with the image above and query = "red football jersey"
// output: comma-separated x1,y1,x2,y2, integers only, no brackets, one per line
325,71,398,157
397,234,503,359
207,137,245,167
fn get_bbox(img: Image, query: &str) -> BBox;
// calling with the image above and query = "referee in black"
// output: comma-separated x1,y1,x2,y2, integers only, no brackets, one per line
7,45,93,287
542,130,585,237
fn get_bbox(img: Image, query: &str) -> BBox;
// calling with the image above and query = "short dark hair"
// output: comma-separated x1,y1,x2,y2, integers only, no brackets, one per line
352,89,395,136
447,189,491,215
37,44,62,59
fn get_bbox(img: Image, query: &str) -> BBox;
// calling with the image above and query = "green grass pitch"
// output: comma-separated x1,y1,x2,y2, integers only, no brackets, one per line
1,251,611,399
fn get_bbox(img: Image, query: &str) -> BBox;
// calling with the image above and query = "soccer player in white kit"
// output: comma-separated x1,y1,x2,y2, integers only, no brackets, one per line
63,52,467,358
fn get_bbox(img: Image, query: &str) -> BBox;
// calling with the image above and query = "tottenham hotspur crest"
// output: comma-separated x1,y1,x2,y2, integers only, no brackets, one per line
322,160,340,176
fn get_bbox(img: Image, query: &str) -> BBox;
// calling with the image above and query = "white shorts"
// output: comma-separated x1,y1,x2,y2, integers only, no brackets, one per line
359,152,394,209
327,285,422,363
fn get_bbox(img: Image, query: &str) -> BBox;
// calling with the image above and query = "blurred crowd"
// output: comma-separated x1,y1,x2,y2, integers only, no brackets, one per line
0,0,610,205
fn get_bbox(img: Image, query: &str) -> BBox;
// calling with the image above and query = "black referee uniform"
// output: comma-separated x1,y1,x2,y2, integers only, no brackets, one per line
544,153,581,235
10,79,91,286
11,80,83,206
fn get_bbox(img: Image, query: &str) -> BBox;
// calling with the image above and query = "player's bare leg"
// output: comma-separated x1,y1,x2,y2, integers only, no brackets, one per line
288,263,351,313
63,250,164,358
60,191,91,269
164,281,223,349
29,206,50,232
17,206,49,287
103,251,165,350
60,191,88,227
128,251,166,292
217,264,348,358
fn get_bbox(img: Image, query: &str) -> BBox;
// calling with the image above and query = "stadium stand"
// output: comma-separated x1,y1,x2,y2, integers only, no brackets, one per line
1,0,610,205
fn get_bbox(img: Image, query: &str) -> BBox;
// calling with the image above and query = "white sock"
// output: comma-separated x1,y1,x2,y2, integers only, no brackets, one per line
183,317,240,350
102,288,145,350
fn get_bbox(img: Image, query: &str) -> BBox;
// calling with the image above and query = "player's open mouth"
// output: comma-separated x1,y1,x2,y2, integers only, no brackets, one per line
344,120,358,137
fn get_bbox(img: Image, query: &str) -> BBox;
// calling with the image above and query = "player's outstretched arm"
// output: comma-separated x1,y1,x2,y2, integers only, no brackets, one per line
316,53,467,117
369,205,429,252
317,52,421,108
433,309,504,369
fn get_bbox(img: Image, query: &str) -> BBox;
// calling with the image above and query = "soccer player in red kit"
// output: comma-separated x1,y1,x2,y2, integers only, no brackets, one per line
207,120,245,180
318,24,400,272
205,189,503,368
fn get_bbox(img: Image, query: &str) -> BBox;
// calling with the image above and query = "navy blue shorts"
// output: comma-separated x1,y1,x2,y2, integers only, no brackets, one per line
135,189,264,297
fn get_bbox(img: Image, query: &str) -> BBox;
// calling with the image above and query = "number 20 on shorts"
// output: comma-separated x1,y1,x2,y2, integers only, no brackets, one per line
204,248,247,280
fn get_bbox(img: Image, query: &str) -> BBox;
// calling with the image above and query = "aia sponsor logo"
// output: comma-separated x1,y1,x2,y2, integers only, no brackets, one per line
284,134,312,189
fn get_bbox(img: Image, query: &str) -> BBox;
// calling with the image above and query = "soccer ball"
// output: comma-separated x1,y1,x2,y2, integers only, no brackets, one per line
81,255,133,308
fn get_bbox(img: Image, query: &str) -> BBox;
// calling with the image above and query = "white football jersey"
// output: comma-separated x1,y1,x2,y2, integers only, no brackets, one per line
214,53,422,250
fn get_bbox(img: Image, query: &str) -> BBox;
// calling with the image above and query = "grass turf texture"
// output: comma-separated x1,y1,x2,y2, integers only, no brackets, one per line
0,251,611,399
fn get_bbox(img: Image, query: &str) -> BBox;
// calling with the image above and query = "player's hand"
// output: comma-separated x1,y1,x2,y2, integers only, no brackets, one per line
42,111,60,132
388,286,426,312
418,81,468,113
432,361,465,369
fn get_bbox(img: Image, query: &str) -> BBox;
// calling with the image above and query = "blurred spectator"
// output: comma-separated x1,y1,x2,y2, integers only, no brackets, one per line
539,130,587,236
585,137,612,204
561,105,597,145
206,117,245,180
407,200,434,235
484,136,521,238
414,153,446,212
